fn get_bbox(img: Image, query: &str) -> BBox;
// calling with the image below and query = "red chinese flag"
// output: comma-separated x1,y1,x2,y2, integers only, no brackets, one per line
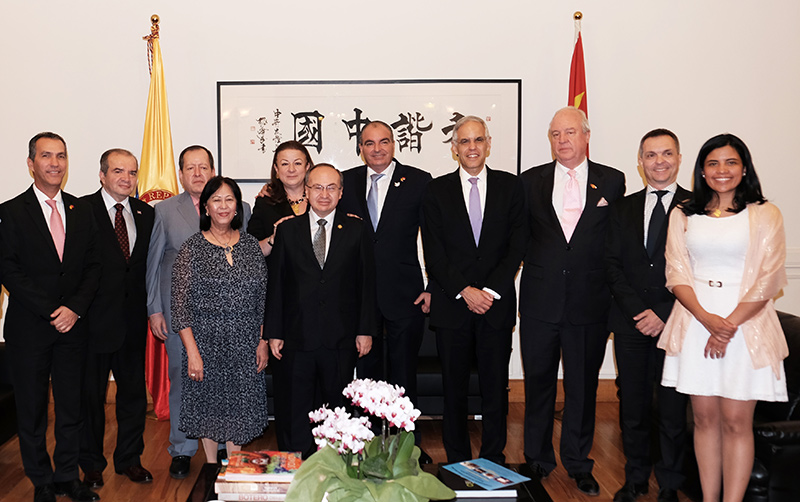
568,30,588,157
568,31,588,116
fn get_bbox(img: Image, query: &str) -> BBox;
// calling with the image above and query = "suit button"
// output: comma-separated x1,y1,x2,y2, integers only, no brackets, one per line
643,288,648,293
565,245,572,251
649,263,654,267
562,270,570,275
320,279,326,284
373,239,378,244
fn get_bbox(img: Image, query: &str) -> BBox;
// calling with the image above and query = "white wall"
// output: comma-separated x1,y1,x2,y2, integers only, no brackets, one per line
1,1,798,379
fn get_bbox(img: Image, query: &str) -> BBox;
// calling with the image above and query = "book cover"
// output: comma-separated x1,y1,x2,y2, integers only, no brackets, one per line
214,480,291,494
440,459,530,497
222,451,302,482
216,493,287,501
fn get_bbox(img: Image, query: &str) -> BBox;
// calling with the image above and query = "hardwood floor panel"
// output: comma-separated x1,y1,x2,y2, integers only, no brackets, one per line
0,398,692,502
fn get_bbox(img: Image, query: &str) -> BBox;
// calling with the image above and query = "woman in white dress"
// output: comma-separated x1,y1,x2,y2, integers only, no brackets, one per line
659,134,788,502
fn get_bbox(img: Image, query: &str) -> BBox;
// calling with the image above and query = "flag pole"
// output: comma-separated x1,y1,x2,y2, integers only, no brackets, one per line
574,11,582,43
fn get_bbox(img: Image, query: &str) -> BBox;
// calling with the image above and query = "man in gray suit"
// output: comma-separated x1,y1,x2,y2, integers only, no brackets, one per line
146,145,251,479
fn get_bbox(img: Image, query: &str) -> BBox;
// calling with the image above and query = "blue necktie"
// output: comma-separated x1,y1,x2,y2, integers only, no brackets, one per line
367,173,384,231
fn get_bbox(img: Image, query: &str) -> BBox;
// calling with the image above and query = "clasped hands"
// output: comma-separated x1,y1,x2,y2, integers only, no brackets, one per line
700,313,737,359
460,286,493,314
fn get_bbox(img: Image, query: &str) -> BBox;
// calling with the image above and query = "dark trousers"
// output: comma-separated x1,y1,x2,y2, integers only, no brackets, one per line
79,335,147,473
520,314,608,475
614,330,687,489
356,313,425,442
436,316,511,464
7,331,87,486
272,346,357,458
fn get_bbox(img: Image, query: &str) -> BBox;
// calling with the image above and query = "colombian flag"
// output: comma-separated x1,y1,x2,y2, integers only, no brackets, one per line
140,17,178,421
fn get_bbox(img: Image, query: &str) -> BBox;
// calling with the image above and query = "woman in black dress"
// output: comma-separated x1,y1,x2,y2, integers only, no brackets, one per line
247,141,313,255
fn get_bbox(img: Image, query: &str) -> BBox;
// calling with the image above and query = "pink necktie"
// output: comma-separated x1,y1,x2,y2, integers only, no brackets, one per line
562,169,581,241
45,199,65,261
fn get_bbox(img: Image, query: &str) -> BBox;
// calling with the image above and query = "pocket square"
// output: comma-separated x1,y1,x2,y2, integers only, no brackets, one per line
597,197,609,207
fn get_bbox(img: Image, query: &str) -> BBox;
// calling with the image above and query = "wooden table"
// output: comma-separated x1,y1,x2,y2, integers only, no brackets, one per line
187,462,553,502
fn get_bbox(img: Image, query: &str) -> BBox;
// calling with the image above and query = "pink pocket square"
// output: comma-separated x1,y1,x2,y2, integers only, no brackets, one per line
597,197,609,207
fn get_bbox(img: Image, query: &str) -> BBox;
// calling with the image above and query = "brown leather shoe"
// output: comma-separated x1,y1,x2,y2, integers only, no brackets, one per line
83,470,103,488
118,464,153,483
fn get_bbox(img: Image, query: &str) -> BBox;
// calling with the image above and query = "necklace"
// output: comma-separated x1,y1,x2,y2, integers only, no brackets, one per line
711,208,722,218
209,229,234,255
287,191,306,207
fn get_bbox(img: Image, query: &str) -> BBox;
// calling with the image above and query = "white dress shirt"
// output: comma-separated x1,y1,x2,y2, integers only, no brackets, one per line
101,188,137,255
365,161,395,224
643,182,677,248
551,159,588,227
458,165,487,218
32,184,67,233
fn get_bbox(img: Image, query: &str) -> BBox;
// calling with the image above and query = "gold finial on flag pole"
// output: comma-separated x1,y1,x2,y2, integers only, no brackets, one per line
143,15,161,75
573,11,582,20
573,11,582,42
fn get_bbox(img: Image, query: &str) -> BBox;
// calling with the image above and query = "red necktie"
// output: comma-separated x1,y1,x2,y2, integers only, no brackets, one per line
114,203,130,261
45,199,65,261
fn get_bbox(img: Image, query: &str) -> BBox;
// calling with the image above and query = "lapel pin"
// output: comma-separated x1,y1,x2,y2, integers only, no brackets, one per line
590,184,597,190
337,224,342,229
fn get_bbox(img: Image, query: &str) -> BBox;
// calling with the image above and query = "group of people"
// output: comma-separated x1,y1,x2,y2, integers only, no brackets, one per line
0,105,788,502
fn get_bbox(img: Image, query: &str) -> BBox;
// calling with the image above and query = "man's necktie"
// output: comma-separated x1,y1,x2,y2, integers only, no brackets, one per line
313,219,327,268
114,203,131,261
468,177,482,246
562,169,581,241
646,190,668,258
45,199,65,261
367,173,384,231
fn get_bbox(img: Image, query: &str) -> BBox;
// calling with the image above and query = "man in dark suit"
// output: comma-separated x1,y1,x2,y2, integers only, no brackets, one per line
146,145,251,478
0,132,101,502
79,149,155,489
606,129,689,502
421,116,527,464
520,107,625,495
339,121,432,459
267,163,377,458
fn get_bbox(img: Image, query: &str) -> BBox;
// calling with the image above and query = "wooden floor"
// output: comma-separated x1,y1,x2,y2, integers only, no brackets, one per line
0,401,692,502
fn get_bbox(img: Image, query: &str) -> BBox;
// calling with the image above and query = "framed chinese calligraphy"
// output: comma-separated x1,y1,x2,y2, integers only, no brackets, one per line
217,80,521,182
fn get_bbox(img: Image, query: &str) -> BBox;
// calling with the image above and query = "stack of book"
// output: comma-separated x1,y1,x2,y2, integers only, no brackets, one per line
214,451,302,501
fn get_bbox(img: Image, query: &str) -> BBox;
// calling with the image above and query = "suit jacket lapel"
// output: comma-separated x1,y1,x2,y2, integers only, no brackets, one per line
23,187,60,261
538,163,563,239
444,169,476,249
352,166,371,227
376,161,405,234
479,166,500,248
62,193,78,264
632,190,646,252
130,199,148,259
177,192,199,231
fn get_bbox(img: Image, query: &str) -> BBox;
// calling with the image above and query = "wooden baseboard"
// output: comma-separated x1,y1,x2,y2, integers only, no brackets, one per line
509,378,618,404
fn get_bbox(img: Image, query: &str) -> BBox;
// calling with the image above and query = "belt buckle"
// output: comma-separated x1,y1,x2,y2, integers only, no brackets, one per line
707,280,722,288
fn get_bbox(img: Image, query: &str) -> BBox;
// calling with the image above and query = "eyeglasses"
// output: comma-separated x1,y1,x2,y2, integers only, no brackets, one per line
307,184,341,194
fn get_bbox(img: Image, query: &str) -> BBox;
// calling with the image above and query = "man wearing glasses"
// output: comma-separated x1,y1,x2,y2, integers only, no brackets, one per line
265,163,378,458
